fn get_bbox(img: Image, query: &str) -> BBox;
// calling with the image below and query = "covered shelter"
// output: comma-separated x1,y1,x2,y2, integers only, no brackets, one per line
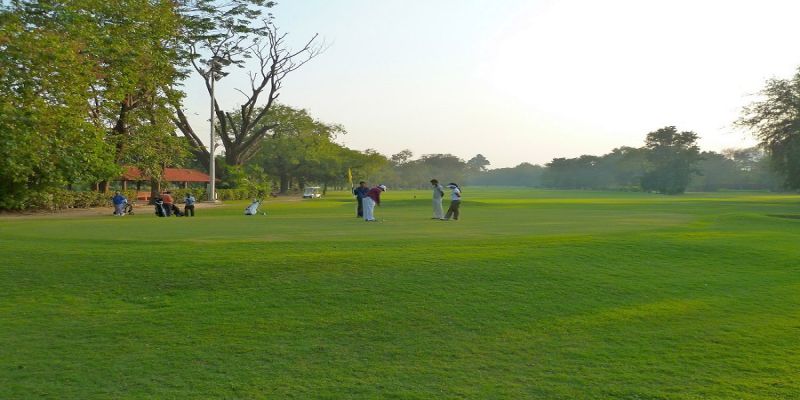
118,166,212,201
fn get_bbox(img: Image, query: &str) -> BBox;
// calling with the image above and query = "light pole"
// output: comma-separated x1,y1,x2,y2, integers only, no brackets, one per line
207,56,230,202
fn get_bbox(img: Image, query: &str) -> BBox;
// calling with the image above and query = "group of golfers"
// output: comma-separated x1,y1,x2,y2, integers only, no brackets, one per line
352,179,462,222
116,181,462,221
111,191,196,217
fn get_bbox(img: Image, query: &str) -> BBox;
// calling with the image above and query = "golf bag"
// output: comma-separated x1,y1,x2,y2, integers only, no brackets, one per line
154,199,167,217
170,203,184,217
123,202,134,215
244,200,261,215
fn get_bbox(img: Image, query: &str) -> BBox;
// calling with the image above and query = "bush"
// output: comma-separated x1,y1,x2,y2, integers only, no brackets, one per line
6,189,139,211
170,188,265,202
170,188,207,203
217,188,263,201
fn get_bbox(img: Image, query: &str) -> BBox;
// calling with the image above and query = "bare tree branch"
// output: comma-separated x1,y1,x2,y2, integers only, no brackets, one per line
177,17,322,166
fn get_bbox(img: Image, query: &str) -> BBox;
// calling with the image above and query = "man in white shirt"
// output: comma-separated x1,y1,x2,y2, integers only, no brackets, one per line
430,179,444,220
443,183,461,221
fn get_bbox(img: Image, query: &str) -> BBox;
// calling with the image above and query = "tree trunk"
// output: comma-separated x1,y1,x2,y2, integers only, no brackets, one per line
149,179,161,204
279,174,289,194
225,150,243,167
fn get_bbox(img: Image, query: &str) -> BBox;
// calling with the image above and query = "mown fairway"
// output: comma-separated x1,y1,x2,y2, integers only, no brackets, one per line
1,188,799,399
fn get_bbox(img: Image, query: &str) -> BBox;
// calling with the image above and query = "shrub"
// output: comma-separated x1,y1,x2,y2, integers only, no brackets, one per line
6,189,139,211
170,188,207,203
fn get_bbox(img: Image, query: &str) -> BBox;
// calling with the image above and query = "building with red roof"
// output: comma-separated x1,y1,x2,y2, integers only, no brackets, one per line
118,166,213,201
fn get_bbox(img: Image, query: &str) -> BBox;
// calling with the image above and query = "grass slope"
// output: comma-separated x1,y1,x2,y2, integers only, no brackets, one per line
1,189,799,399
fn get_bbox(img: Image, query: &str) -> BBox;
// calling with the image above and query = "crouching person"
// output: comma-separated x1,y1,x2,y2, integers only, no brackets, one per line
363,184,386,222
112,191,128,216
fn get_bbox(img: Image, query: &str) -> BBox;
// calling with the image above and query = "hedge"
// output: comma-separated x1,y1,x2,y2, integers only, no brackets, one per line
19,189,138,211
4,186,271,211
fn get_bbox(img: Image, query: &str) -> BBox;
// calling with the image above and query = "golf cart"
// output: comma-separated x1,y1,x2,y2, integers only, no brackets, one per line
302,186,322,199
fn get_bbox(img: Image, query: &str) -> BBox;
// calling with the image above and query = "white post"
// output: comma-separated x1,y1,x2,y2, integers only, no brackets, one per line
208,69,216,202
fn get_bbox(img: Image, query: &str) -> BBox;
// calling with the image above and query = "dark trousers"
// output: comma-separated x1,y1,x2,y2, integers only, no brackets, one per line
357,197,364,217
445,200,461,220
164,203,173,216
184,204,195,217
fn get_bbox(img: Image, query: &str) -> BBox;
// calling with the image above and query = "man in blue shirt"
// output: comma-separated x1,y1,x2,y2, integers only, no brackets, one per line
112,191,127,216
352,181,369,218
184,193,196,217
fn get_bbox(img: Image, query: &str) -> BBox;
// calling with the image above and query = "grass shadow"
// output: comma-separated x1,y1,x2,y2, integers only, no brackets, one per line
767,214,800,220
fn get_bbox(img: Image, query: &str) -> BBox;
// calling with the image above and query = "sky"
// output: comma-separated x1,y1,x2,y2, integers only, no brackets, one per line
182,0,800,168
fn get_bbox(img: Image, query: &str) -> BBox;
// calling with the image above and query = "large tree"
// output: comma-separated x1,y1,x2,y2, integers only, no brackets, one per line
738,67,800,189
0,0,189,203
171,1,322,168
640,126,701,194
248,104,344,193
0,7,116,208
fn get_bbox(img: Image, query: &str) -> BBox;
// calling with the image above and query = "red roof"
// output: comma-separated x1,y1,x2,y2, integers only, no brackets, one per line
121,166,212,183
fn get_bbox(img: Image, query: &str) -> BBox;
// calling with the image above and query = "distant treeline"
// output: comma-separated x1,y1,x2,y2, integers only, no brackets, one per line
370,129,782,193
463,147,780,192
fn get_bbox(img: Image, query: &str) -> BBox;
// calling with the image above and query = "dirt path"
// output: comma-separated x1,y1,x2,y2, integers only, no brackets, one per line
0,196,312,219
0,202,225,219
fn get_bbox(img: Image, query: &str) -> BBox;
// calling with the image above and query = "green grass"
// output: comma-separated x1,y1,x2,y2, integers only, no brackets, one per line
1,188,799,399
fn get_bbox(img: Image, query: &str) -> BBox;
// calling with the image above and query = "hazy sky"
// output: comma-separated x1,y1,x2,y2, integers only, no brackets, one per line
183,0,800,168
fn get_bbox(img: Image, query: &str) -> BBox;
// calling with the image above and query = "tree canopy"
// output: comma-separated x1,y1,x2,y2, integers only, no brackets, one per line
0,0,188,207
640,126,702,194
738,67,800,189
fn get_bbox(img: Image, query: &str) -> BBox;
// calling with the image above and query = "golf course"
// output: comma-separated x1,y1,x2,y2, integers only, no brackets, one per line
1,188,799,399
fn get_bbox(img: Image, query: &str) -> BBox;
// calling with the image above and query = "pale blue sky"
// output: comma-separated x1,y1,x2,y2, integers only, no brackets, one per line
183,0,800,168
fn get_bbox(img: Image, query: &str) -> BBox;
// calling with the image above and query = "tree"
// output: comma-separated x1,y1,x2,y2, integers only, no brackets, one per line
467,163,544,187
601,146,647,189
351,149,391,187
542,156,602,189
171,1,322,168
640,126,701,194
391,149,414,166
467,154,491,174
414,154,468,187
689,152,740,191
738,67,800,189
248,104,344,193
0,2,118,207
0,0,190,204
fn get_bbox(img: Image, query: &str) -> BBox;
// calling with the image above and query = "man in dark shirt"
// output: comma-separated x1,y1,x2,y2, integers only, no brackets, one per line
352,181,369,218
184,193,196,217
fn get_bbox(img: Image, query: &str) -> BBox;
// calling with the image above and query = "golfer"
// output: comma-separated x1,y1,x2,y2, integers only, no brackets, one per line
363,184,386,222
184,193,196,217
430,179,444,220
443,183,462,221
353,181,369,218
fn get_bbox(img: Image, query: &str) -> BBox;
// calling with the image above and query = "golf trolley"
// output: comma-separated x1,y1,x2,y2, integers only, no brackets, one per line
245,199,264,215
113,200,135,216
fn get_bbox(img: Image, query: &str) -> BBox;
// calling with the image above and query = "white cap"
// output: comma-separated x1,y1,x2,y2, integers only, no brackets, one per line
378,184,387,191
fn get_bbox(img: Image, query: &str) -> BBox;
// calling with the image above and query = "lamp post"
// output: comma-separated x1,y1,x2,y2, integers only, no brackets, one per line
207,56,230,202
